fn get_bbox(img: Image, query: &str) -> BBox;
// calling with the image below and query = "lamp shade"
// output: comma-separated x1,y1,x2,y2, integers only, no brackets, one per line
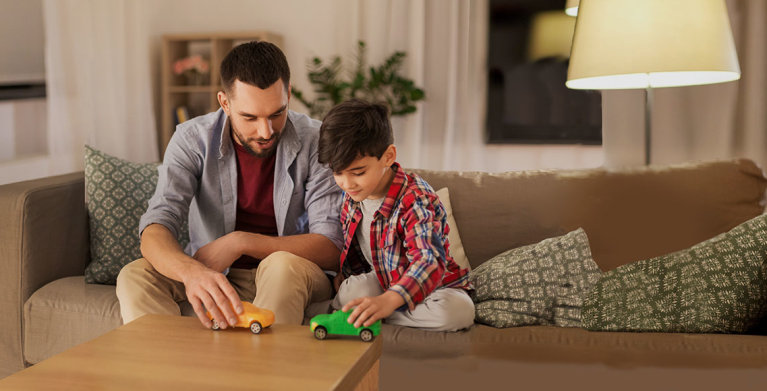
565,0,579,17
566,0,740,90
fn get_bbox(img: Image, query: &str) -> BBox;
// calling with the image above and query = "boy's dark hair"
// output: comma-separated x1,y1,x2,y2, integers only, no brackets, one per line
318,99,394,173
220,41,290,94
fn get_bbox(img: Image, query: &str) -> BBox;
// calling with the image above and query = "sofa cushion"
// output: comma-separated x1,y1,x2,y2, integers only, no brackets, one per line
23,276,122,364
412,159,767,271
582,213,767,333
436,187,470,270
84,146,188,284
470,228,601,328
381,324,767,391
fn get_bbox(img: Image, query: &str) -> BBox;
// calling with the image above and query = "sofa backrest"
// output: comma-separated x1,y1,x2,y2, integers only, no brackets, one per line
412,159,767,271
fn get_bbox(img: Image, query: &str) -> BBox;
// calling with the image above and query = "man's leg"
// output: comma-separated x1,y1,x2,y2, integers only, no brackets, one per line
115,258,187,324
253,251,332,324
331,271,384,310
227,267,257,302
386,288,475,332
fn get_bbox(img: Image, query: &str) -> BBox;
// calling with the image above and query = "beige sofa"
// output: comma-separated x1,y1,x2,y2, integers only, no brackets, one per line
3,159,767,388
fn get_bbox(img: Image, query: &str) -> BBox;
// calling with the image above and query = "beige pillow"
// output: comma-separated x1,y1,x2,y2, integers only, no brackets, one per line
436,187,471,271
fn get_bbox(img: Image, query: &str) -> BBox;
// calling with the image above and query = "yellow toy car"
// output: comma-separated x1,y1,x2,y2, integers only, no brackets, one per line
206,301,275,334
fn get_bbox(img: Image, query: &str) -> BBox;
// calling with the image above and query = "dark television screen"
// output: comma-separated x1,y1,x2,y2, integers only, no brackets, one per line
486,0,602,145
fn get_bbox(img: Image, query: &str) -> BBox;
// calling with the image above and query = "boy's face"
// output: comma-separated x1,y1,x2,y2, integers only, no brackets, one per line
218,79,289,158
333,145,397,202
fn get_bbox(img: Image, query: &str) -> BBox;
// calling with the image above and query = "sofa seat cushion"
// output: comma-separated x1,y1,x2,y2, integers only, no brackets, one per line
381,324,767,391
23,276,122,364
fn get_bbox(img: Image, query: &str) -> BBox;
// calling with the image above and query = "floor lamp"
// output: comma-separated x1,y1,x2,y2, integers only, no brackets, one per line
565,0,741,165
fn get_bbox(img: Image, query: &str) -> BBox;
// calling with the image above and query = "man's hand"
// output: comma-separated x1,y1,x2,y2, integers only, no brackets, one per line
181,263,243,329
193,231,245,272
342,290,405,328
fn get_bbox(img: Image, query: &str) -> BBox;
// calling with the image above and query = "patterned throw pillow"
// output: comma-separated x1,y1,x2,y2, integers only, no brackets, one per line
84,146,188,284
582,213,767,333
469,228,602,328
435,187,471,271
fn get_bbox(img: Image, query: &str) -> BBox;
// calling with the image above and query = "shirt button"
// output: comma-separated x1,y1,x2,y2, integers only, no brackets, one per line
282,200,287,205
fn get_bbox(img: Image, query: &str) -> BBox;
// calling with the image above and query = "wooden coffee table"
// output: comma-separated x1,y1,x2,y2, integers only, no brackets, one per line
0,314,382,390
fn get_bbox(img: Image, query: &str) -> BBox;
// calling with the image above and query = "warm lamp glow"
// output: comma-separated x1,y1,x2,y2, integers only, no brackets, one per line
565,0,579,16
566,0,740,90
527,11,576,61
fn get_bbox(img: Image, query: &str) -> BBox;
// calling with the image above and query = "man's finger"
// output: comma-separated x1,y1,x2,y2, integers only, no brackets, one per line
218,278,243,315
189,296,211,328
200,293,228,329
209,279,238,325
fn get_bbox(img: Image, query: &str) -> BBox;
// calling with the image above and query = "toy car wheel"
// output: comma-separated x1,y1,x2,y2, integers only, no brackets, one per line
359,329,374,342
211,320,220,331
314,326,328,340
250,321,262,334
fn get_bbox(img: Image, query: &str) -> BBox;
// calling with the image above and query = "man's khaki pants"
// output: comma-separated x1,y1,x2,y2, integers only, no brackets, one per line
116,251,332,325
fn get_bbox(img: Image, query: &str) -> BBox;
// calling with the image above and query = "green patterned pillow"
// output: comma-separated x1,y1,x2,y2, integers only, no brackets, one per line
470,228,602,328
582,213,767,333
84,146,188,284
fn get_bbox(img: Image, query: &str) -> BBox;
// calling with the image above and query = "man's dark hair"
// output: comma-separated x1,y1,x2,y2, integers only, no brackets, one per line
318,99,394,173
220,41,290,94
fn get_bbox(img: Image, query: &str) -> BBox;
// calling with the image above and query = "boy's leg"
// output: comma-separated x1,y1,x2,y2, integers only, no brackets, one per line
116,258,188,324
331,271,384,310
253,251,332,325
387,288,475,332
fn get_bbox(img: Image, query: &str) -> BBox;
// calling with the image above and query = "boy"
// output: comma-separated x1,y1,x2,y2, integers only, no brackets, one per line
318,99,475,332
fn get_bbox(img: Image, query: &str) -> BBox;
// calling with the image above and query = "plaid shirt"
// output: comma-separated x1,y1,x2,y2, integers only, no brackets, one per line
339,163,472,310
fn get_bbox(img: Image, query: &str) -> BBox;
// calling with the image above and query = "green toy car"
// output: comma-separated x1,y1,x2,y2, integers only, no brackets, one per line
309,310,382,342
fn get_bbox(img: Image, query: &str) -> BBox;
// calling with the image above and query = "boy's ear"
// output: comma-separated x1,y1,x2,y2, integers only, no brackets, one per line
382,144,397,166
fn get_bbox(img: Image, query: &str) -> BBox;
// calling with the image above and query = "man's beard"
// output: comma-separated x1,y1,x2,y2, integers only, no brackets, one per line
232,125,280,158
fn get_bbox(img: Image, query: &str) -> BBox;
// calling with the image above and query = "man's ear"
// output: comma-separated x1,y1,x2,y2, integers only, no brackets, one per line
217,91,230,116
382,144,397,166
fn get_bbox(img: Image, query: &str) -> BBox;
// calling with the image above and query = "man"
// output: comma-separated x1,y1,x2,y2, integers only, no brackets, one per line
116,41,343,329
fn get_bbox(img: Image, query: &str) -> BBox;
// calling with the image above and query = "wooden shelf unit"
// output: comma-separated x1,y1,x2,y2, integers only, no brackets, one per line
160,31,283,157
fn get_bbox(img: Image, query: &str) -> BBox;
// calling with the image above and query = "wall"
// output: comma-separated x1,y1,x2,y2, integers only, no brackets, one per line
139,0,602,172
0,98,48,184
0,0,45,84
0,0,602,186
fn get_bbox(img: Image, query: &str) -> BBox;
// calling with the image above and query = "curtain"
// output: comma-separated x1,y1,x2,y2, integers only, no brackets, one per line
43,0,158,174
350,0,603,171
602,0,767,169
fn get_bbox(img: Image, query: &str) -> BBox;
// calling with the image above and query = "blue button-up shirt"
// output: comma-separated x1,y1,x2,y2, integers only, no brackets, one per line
139,109,344,260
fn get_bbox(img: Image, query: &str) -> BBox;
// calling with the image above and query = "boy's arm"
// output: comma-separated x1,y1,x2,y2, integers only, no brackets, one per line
387,193,448,310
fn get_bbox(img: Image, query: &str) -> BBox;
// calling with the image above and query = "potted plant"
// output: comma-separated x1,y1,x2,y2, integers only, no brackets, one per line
291,41,425,120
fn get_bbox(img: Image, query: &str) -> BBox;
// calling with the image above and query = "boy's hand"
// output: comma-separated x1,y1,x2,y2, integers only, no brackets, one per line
343,290,405,328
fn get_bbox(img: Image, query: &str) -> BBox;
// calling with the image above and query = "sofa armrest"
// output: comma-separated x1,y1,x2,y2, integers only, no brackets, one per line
0,172,89,377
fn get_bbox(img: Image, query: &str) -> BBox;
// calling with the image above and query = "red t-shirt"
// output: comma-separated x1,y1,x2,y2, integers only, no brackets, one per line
230,140,278,269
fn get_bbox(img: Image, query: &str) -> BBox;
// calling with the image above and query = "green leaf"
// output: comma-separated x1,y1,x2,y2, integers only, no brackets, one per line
293,40,425,118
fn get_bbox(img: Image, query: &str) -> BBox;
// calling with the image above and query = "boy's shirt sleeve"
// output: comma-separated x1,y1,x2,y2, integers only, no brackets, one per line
387,193,448,310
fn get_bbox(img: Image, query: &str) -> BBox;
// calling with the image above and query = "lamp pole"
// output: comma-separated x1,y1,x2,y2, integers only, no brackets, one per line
644,87,653,165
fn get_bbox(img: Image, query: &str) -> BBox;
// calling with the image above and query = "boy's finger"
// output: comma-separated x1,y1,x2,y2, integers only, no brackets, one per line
342,298,360,312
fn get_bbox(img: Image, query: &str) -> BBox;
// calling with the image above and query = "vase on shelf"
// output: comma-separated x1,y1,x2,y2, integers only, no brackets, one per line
183,70,209,86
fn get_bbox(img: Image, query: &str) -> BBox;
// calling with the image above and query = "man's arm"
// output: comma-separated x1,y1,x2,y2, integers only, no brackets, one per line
245,232,339,270
141,225,243,330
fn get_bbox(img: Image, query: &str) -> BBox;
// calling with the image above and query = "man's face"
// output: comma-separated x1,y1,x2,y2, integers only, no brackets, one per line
332,145,396,202
219,79,289,158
